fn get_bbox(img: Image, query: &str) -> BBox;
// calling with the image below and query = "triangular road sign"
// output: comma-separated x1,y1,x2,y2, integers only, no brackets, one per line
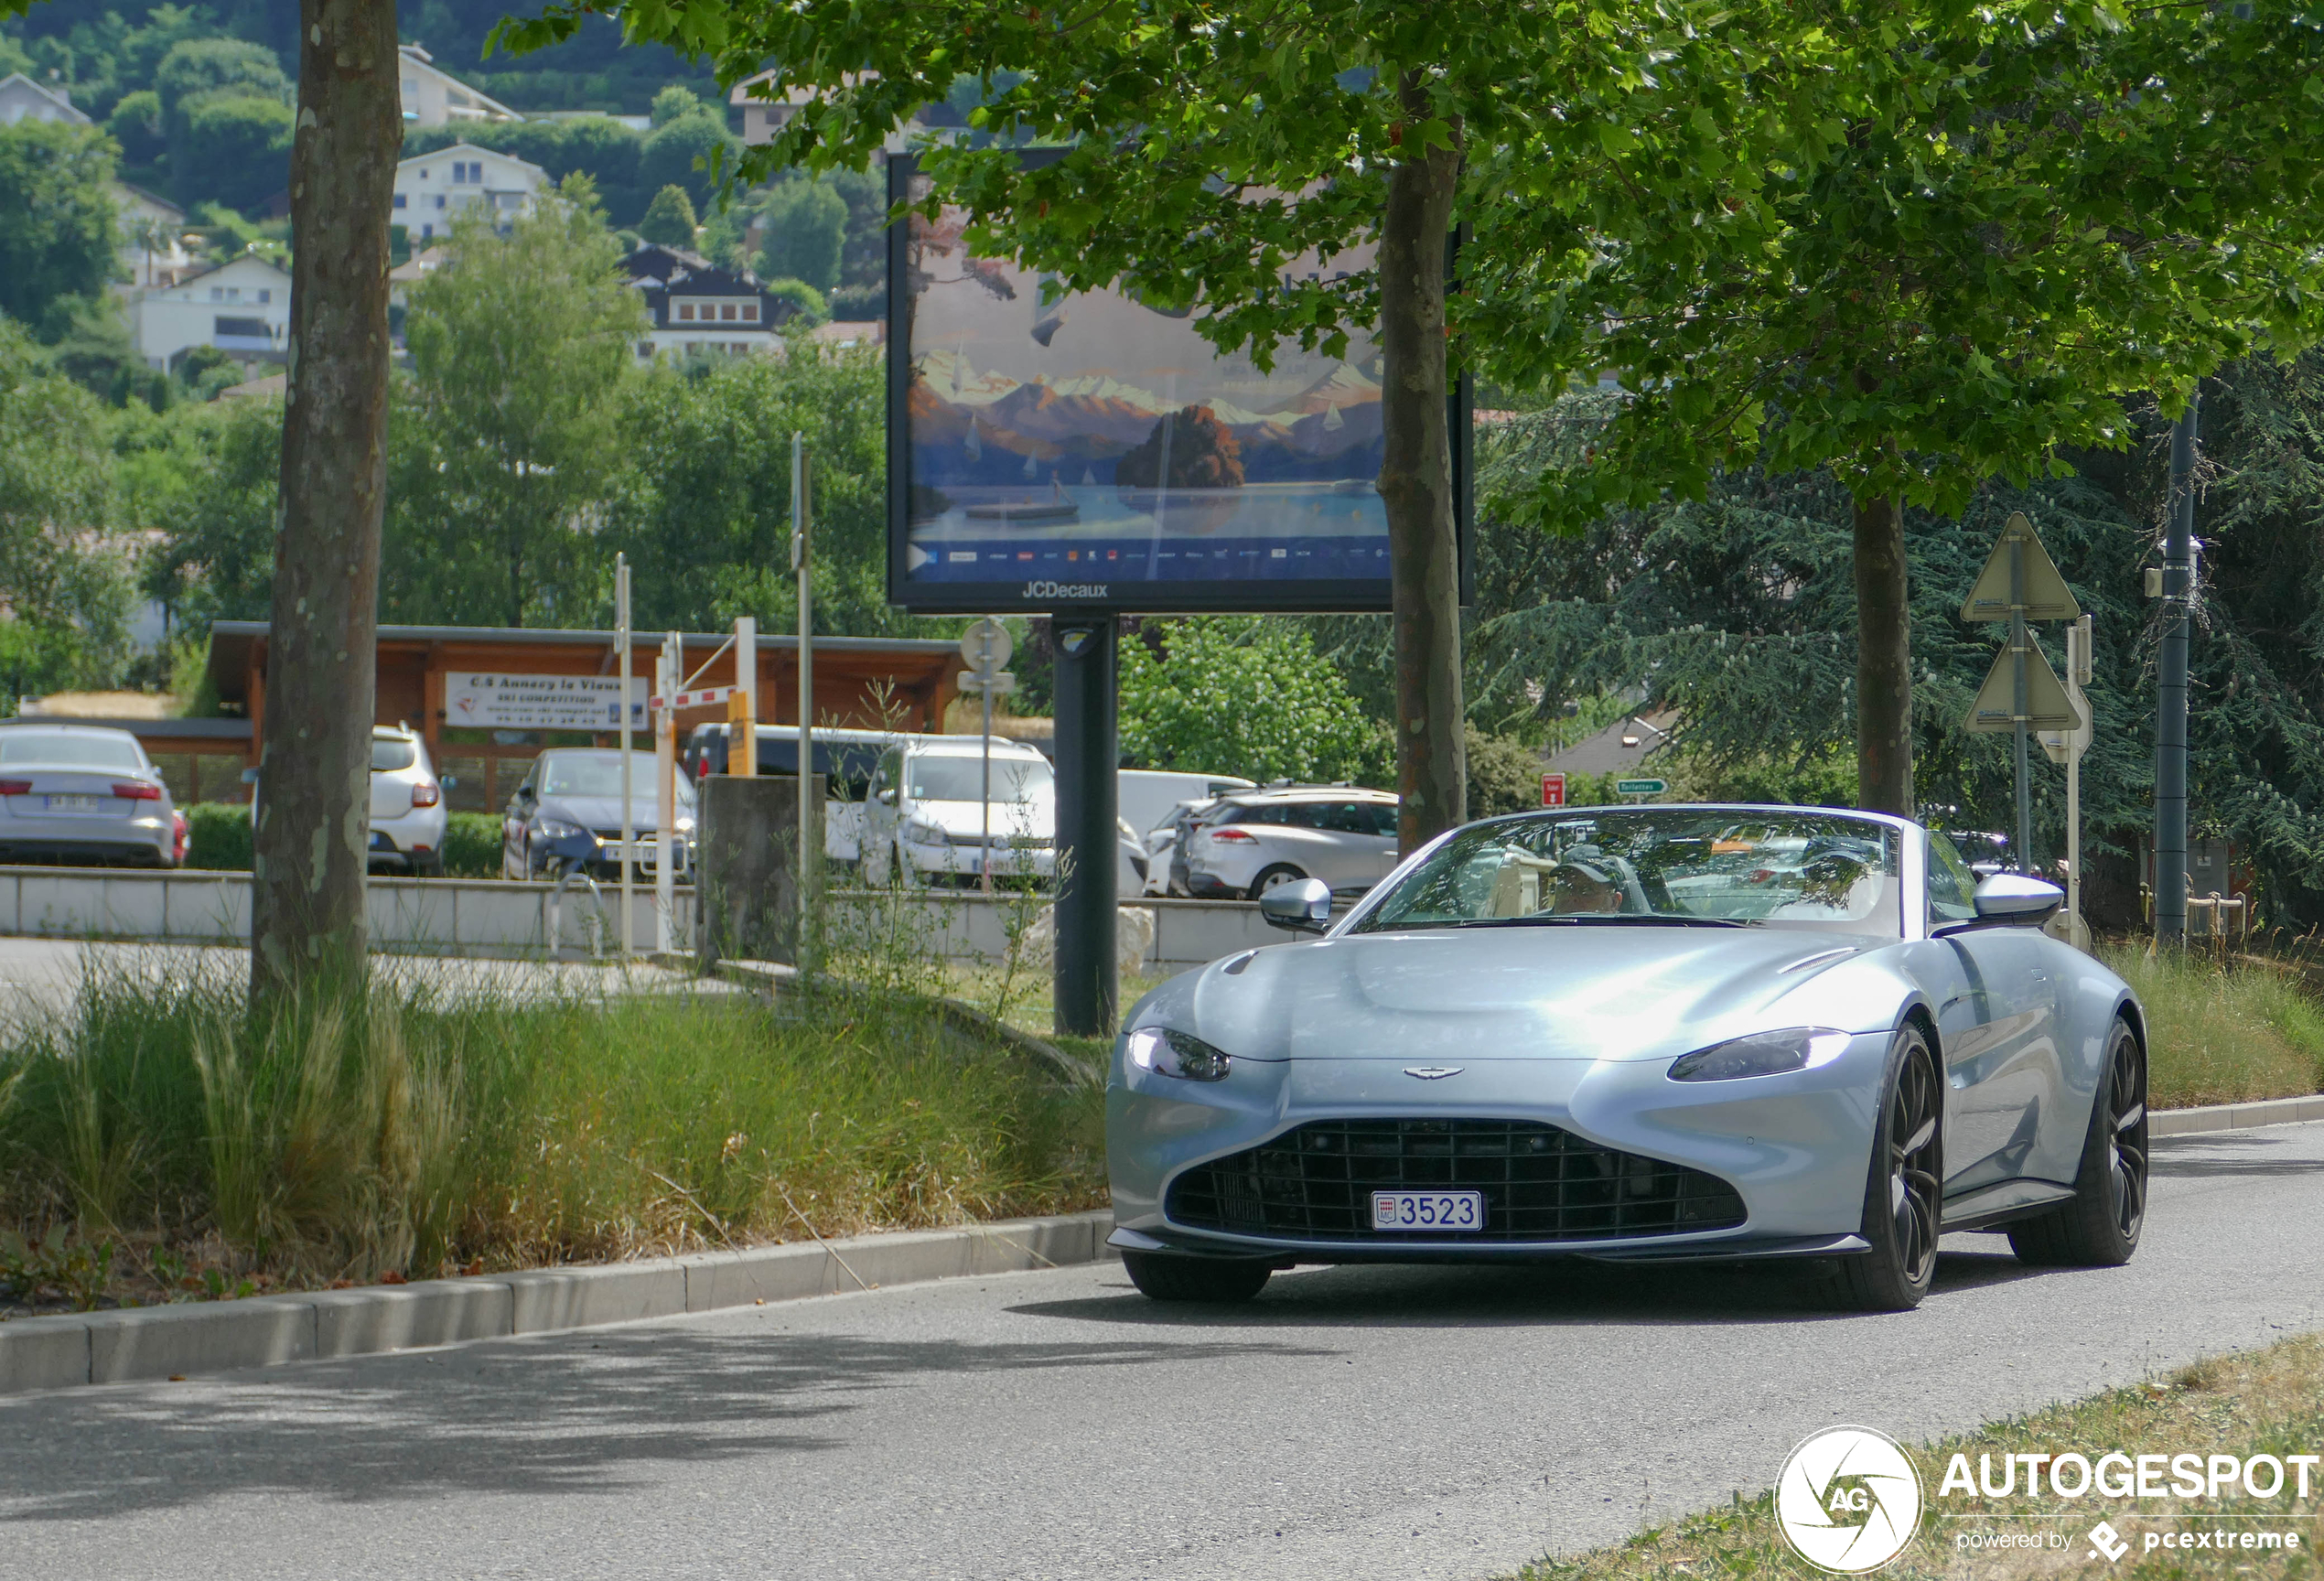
1960,511,2082,622
1965,640,2086,733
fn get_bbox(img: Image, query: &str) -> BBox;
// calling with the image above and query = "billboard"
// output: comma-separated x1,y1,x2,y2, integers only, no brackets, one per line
886,156,1468,613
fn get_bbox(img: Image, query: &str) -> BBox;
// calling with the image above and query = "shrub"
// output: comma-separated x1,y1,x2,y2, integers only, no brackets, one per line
183,801,252,869
442,812,500,878
637,183,698,248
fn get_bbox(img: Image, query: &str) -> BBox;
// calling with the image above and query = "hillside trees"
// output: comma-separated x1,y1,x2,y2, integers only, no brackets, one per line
387,177,641,628
0,116,118,334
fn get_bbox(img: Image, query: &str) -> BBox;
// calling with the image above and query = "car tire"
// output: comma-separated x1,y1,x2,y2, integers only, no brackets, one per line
1820,1023,1942,1313
2008,1017,2147,1268
1246,864,1310,901
1121,1250,1273,1304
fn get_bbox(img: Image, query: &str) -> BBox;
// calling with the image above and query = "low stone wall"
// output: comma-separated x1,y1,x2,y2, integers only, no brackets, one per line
0,866,1293,969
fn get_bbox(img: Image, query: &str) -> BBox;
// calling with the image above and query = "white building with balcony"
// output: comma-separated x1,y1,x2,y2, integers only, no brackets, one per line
398,46,522,129
133,253,293,370
393,144,548,242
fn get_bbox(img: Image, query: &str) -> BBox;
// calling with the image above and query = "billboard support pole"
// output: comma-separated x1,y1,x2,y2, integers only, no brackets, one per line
1052,617,1118,1037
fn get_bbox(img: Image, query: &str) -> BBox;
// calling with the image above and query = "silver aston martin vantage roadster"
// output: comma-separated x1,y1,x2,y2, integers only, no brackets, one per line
1105,805,2149,1311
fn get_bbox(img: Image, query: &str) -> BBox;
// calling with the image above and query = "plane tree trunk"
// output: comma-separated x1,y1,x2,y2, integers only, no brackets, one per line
250,0,399,1004
1377,74,1467,850
1853,492,1914,817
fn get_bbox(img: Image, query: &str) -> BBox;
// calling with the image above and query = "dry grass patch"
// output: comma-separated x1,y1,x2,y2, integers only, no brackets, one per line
2098,946,2324,1109
1510,1334,2324,1581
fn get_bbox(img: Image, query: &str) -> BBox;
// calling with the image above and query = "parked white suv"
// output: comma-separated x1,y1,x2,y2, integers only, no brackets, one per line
862,737,1056,886
368,726,448,876
1181,786,1401,899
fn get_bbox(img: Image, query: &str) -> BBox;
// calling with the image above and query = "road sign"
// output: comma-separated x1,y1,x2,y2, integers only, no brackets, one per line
1615,778,1667,796
960,618,1013,674
956,669,1017,695
1961,512,2082,623
1966,641,2083,733
1542,771,1567,808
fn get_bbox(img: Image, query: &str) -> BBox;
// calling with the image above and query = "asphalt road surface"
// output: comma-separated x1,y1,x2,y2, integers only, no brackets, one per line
5,1124,2320,1581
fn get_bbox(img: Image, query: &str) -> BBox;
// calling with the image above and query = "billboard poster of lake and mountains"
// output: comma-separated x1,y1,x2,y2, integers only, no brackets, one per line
890,184,1400,612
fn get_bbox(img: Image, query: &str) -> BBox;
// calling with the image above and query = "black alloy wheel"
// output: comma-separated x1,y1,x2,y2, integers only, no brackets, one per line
1823,1025,1942,1312
1121,1249,1273,1303
2009,1018,2147,1266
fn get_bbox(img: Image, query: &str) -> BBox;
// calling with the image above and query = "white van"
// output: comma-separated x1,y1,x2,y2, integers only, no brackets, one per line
861,736,1057,886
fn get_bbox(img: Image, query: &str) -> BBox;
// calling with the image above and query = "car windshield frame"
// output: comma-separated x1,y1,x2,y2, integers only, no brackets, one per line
0,731,148,772
1350,807,1907,939
538,751,694,804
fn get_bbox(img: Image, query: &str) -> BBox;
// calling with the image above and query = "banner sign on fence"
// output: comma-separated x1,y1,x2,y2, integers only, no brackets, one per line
445,672,647,732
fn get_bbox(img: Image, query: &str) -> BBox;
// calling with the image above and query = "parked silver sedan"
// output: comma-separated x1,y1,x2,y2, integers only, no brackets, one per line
1109,804,2148,1312
0,723,178,867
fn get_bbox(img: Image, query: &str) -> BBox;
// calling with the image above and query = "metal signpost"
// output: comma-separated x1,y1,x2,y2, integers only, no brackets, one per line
957,618,1016,896
2156,401,2199,943
1962,511,2084,875
2039,615,2095,948
1541,771,1567,808
654,633,679,952
615,554,633,956
732,617,757,777
791,435,817,937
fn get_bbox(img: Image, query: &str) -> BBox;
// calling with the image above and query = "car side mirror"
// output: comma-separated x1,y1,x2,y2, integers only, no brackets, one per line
876,788,898,806
1259,877,1334,934
1970,873,2064,927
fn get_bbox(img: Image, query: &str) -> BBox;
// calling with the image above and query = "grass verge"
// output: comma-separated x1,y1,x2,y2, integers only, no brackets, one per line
0,964,1103,1314
2099,945,2324,1108
1512,1333,2324,1581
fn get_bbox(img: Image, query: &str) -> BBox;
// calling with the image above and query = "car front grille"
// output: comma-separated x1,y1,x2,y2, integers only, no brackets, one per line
1164,1118,1747,1243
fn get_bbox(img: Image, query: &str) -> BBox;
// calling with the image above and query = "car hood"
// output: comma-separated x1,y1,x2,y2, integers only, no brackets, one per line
539,795,684,832
1167,924,1896,1064
912,798,1055,834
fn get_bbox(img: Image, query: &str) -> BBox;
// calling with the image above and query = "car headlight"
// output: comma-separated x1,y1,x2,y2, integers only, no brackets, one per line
673,814,695,834
1667,1027,1854,1082
1125,1026,1232,1082
534,817,586,840
904,816,951,847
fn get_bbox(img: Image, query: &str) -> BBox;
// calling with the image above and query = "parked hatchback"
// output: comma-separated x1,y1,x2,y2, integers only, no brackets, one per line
368,726,448,876
1180,786,1401,899
0,723,178,867
502,748,694,881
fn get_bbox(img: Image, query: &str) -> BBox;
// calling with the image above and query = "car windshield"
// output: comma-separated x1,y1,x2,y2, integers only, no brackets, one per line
907,754,1053,802
539,752,694,803
371,737,416,772
0,731,145,771
1352,809,1903,937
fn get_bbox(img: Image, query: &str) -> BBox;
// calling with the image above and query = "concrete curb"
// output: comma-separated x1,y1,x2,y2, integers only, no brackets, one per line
0,1210,1116,1397
2150,1092,2324,1136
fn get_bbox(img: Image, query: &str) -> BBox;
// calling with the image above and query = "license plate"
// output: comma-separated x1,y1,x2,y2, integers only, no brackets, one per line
45,794,100,812
1371,1190,1485,1232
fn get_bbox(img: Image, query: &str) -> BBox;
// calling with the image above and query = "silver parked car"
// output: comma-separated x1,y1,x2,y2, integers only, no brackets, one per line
0,723,178,867
1179,786,1400,899
1107,804,2149,1312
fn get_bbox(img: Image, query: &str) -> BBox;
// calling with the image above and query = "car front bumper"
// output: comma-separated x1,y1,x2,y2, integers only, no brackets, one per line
904,838,1056,881
1105,1030,1893,1263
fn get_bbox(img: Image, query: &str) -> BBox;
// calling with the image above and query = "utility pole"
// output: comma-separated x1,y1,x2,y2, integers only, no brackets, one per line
2156,398,2198,945
656,632,678,953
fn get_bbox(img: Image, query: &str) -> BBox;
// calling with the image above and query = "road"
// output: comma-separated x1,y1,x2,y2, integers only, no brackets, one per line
3,1124,2320,1581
